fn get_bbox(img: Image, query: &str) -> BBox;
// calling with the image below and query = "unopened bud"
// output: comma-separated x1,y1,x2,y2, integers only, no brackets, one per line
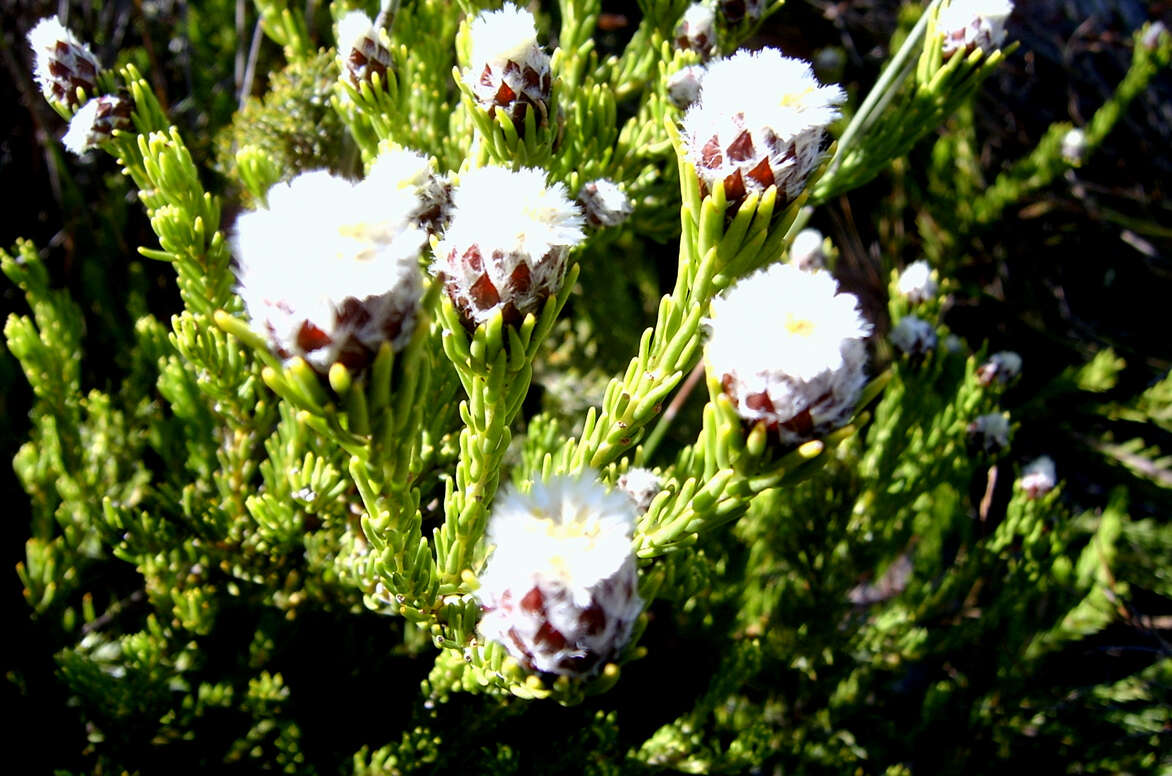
1019,456,1056,499
666,65,705,109
62,95,131,154
976,351,1022,387
675,4,717,58
337,11,391,88
938,0,1013,58
577,179,632,227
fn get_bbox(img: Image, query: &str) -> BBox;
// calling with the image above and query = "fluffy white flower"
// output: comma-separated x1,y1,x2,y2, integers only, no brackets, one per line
477,473,642,676
789,228,826,271
890,314,937,357
938,0,1013,57
577,179,632,227
705,263,871,443
666,64,706,109
233,167,427,371
896,260,938,303
62,95,130,155
675,4,717,57
968,412,1010,452
1019,455,1056,499
465,3,551,127
434,165,584,326
616,468,662,513
976,350,1022,386
28,16,101,107
336,10,391,87
364,147,452,232
682,48,846,204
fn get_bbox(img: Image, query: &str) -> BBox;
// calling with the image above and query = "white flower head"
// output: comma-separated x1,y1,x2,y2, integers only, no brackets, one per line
1019,455,1057,499
682,48,846,204
337,10,391,88
577,178,632,227
675,4,717,57
890,314,938,357
233,168,427,371
1061,128,1088,165
976,350,1022,387
465,3,551,128
666,64,706,109
705,263,872,443
28,16,101,107
896,260,938,304
477,472,642,677
617,468,662,513
789,228,826,271
365,146,452,232
938,0,1013,57
62,95,131,155
434,165,584,326
968,412,1010,452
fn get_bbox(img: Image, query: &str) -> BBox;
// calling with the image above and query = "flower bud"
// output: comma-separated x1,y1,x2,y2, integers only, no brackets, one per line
896,260,938,304
617,468,662,513
789,228,826,271
233,166,428,371
675,4,717,58
937,0,1013,58
890,315,937,358
682,49,845,206
476,473,642,677
706,263,872,444
577,179,632,228
1019,455,1056,499
1142,21,1168,52
28,16,101,107
465,3,552,131
433,165,584,327
1060,127,1088,165
337,10,392,88
62,95,131,155
968,412,1010,453
976,351,1022,387
666,64,705,110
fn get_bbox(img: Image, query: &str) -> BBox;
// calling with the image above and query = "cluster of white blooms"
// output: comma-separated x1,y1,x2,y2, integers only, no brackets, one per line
666,64,706,109
937,0,1013,58
433,165,584,327
63,95,131,155
705,263,871,444
976,350,1022,386
682,48,846,204
968,412,1010,452
1019,455,1057,499
576,179,632,228
675,4,717,58
476,473,642,676
336,10,392,88
465,3,552,129
896,260,938,304
233,149,439,371
616,468,662,513
789,227,826,271
890,315,937,357
28,16,101,107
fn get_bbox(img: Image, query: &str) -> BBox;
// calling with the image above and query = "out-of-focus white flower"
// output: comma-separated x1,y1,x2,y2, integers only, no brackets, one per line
577,179,632,227
968,412,1010,452
675,4,717,57
890,315,937,357
682,48,846,205
667,64,706,110
896,260,938,304
944,334,965,354
617,468,662,513
789,228,826,271
1142,21,1168,52
976,351,1022,386
337,10,391,88
476,472,642,677
938,0,1013,58
434,165,584,327
465,3,551,129
705,263,871,444
233,167,427,371
1019,455,1056,499
28,16,101,107
1061,127,1088,165
718,0,765,24
62,95,130,155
